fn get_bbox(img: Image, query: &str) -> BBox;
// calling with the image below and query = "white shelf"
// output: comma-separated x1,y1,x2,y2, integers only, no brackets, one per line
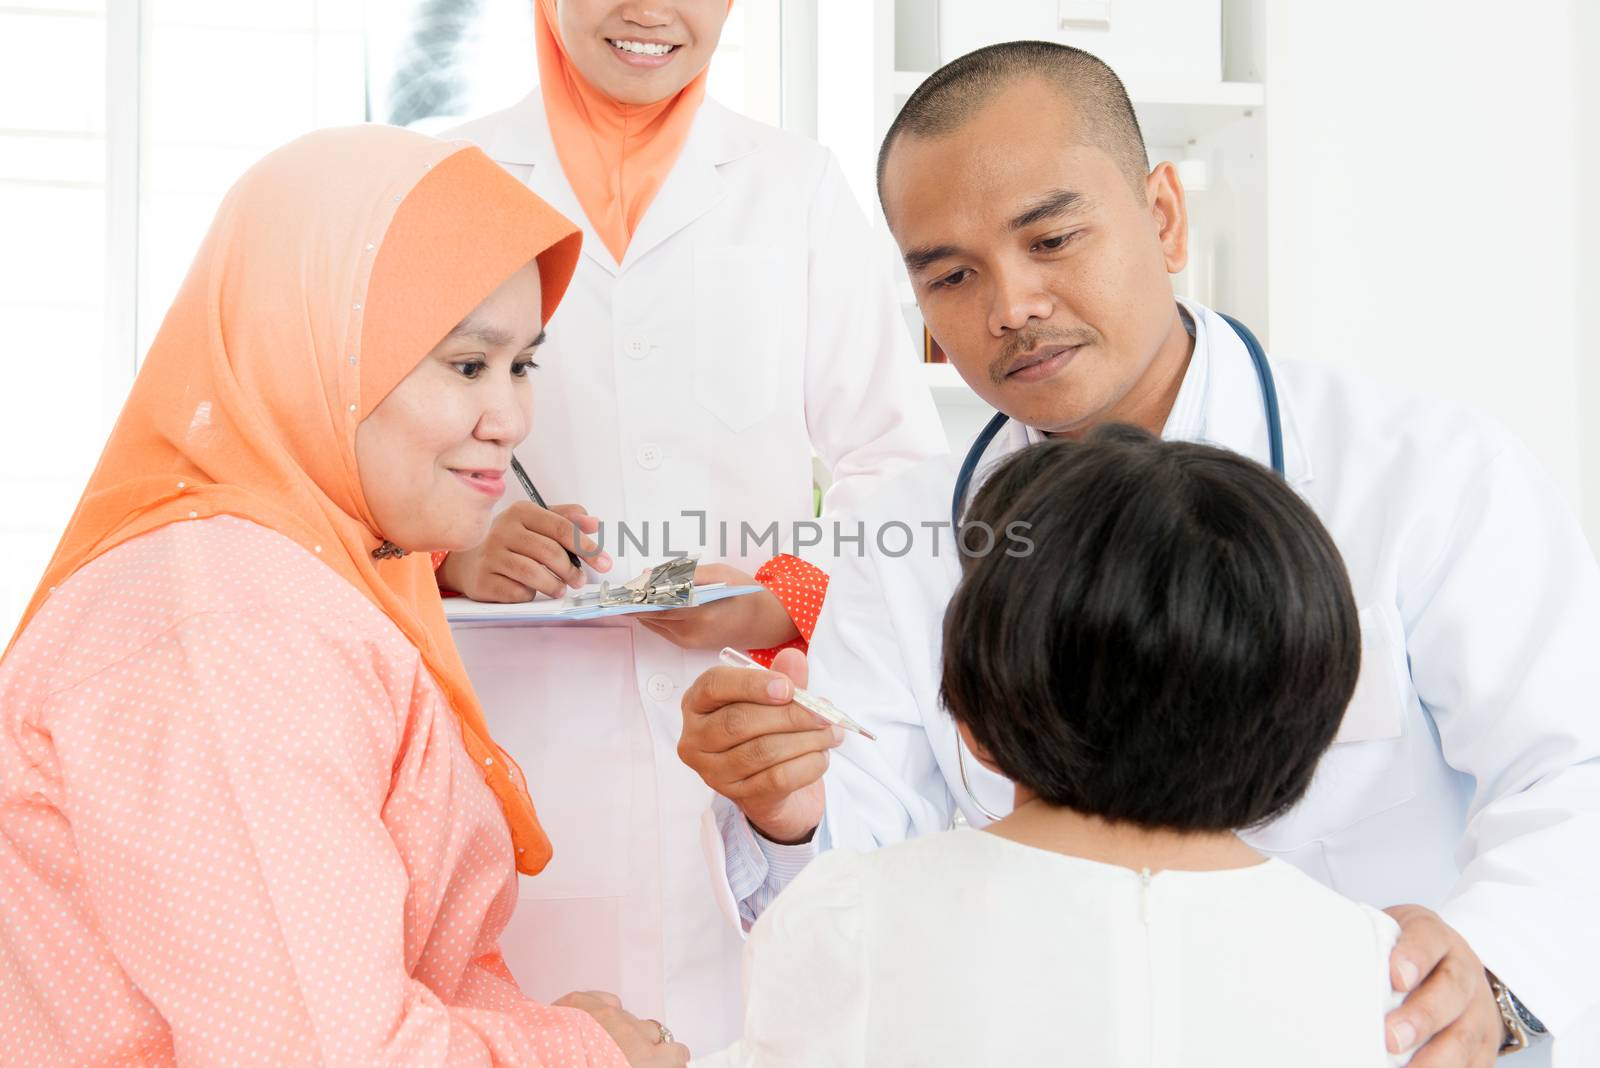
1129,80,1264,146
889,71,1264,145
1125,78,1264,108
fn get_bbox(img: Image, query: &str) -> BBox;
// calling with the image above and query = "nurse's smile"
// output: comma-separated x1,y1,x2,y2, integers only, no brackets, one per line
607,37,681,68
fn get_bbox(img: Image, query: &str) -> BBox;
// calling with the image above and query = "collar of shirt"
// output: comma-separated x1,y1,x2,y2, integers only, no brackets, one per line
1023,300,1209,447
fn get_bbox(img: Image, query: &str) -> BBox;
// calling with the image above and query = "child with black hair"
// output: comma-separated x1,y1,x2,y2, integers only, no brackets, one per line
698,426,1408,1067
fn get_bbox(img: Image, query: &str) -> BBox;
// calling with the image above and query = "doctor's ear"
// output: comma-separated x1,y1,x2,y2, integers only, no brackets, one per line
1144,160,1190,276
956,720,1005,776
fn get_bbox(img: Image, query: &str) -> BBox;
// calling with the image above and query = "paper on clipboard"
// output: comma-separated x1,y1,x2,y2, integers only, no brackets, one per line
444,582,766,625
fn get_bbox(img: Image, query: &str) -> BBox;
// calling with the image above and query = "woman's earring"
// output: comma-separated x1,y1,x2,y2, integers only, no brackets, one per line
372,540,410,560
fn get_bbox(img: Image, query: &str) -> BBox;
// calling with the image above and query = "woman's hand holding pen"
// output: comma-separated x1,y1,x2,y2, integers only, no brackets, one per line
437,501,612,602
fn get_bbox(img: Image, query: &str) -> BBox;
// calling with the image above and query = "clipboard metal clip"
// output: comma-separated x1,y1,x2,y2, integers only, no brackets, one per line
571,555,700,608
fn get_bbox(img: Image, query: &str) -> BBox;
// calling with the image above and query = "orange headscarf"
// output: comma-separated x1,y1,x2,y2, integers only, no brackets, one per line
5,125,581,875
534,0,730,262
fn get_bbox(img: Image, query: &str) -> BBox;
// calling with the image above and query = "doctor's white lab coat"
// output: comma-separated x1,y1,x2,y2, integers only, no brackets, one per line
442,94,946,1053
715,301,1600,1065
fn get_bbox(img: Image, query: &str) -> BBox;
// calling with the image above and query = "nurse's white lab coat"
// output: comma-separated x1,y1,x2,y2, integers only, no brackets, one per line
442,94,946,1052
714,301,1600,1065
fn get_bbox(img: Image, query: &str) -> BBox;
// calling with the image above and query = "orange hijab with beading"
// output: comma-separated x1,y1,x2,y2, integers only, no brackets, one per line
534,0,731,262
6,125,581,875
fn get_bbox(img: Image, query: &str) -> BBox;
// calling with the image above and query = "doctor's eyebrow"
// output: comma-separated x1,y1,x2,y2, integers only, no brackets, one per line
903,244,963,274
447,317,547,351
1008,189,1090,232
903,190,1092,273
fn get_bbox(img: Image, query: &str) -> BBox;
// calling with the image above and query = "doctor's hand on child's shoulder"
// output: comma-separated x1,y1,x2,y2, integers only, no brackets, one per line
1382,904,1505,1067
437,501,612,602
555,991,690,1067
678,648,839,845
638,563,799,651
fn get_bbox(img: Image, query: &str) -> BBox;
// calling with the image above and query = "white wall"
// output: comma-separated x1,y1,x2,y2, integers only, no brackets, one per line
1263,0,1591,542
1577,0,1600,543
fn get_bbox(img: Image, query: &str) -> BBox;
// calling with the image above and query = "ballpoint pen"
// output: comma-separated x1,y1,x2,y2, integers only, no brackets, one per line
718,647,878,741
509,456,584,572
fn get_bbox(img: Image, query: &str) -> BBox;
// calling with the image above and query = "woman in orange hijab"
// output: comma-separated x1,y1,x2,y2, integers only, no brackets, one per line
437,5,947,1050
0,125,686,1067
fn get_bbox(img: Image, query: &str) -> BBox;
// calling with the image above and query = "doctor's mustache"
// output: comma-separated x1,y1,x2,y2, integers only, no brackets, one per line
989,325,1102,384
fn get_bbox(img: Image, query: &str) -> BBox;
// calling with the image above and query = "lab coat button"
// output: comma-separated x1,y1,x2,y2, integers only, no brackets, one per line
646,673,675,701
625,335,649,359
637,443,663,469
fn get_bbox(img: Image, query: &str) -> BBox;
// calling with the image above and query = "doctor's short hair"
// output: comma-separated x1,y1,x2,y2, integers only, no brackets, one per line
877,40,1149,201
940,426,1361,833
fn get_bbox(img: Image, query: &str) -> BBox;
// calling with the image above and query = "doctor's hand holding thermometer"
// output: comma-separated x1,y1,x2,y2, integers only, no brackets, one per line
678,648,846,845
718,648,876,739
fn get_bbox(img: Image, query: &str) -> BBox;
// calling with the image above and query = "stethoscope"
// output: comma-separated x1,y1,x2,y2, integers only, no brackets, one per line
947,312,1284,823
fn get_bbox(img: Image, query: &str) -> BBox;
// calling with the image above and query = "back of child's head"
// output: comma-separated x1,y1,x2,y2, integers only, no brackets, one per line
940,425,1360,832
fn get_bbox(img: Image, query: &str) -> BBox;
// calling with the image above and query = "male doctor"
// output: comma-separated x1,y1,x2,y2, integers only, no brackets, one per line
680,42,1600,1066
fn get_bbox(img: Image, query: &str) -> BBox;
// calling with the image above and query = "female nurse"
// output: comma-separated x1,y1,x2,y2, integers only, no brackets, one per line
439,0,946,1053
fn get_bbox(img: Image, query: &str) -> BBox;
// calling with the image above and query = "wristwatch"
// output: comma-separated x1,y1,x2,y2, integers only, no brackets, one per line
1486,970,1548,1055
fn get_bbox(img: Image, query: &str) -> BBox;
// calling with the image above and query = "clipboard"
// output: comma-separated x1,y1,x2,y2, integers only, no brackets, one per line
444,582,766,625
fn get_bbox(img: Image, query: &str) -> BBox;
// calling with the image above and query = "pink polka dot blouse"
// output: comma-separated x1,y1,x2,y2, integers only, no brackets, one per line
0,515,628,1067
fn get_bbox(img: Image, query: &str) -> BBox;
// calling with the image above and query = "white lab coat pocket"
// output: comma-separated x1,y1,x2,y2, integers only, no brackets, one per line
450,622,640,900
692,244,784,432
1245,603,1415,853
1335,604,1408,745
